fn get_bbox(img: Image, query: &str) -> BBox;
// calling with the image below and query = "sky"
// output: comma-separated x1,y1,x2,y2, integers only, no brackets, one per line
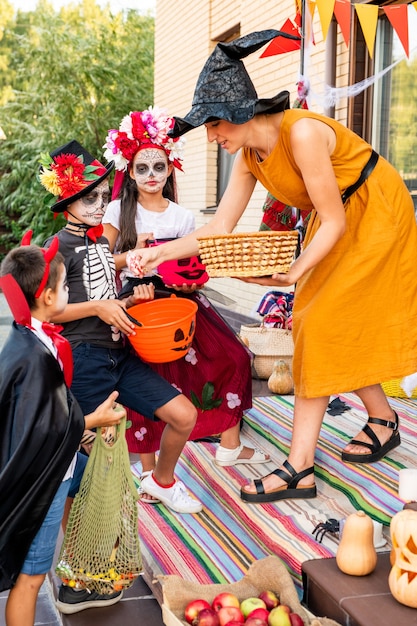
10,0,155,13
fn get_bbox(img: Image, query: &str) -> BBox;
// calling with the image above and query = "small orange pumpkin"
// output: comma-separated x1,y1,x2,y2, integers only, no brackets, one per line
388,508,417,608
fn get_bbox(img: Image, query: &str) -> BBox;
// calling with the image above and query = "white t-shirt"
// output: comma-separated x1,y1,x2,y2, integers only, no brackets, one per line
31,317,77,482
103,198,196,278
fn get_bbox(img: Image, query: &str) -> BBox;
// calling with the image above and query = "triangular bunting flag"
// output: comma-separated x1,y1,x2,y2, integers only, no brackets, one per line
355,3,378,58
260,18,301,56
383,4,409,58
413,1,417,14
334,0,351,47
316,0,336,41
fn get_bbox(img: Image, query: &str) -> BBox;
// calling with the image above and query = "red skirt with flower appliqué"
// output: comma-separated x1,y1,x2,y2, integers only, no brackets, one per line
124,289,253,454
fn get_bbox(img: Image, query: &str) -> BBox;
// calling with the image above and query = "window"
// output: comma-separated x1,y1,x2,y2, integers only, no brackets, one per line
372,7,417,211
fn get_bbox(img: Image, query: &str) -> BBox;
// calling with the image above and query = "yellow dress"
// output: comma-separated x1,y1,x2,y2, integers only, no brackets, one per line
243,109,417,397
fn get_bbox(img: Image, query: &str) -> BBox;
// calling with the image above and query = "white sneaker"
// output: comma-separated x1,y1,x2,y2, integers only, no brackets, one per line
140,473,202,514
215,443,270,467
138,471,160,504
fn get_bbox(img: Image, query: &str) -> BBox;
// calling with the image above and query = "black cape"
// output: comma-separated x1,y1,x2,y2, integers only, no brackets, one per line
0,323,84,591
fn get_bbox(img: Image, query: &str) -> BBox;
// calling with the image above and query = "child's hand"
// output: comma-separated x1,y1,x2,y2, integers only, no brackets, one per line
136,232,154,249
130,283,155,304
169,282,199,293
84,390,126,430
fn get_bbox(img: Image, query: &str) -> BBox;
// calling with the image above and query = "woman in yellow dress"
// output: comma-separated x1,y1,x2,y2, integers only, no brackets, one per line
126,29,417,502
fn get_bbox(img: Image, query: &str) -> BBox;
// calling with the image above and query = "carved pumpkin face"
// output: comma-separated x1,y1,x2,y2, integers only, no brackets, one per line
158,256,209,287
172,318,196,354
149,238,208,286
388,509,417,608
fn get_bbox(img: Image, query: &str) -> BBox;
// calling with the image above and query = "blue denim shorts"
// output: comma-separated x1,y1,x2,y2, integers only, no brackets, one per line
21,479,71,576
68,452,88,498
71,344,180,418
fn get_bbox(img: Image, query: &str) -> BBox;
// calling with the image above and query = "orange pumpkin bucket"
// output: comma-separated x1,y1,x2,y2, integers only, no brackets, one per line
126,295,198,363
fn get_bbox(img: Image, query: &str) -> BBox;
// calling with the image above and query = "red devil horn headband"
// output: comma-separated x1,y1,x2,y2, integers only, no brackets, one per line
20,230,60,298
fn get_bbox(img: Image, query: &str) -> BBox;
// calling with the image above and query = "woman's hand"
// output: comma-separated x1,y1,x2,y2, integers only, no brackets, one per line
126,247,161,277
238,268,297,287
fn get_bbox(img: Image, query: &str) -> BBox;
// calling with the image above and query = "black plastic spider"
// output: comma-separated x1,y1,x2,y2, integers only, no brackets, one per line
312,518,340,543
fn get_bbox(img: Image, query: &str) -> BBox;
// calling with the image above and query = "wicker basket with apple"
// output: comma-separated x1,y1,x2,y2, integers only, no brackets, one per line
160,556,342,626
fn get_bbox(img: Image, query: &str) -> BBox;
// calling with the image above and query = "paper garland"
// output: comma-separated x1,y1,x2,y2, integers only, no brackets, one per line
295,0,417,59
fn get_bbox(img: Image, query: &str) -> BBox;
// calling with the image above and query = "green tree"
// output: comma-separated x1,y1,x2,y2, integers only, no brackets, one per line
0,0,154,252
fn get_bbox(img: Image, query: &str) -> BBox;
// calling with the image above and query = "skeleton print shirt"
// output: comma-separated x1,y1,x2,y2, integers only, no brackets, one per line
47,229,124,349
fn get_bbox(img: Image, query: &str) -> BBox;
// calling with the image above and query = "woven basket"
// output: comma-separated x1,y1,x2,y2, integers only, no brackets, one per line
240,324,294,380
197,231,298,277
381,378,417,399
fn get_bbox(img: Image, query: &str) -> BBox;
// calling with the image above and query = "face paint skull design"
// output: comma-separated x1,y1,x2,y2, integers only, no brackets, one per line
130,148,170,191
70,180,111,224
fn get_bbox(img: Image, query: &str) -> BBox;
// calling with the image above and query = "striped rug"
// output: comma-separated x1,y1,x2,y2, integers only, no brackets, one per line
134,393,417,598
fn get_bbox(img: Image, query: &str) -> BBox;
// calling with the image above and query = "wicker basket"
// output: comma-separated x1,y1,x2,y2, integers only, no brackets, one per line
240,324,294,380
381,378,417,399
197,231,298,277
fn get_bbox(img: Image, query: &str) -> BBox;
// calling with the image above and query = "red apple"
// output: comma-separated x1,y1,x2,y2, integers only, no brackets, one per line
196,608,220,626
184,598,212,624
240,597,267,618
247,607,270,621
289,613,304,626
258,590,279,610
212,592,240,612
268,605,291,626
217,605,244,626
245,618,269,626
223,622,246,626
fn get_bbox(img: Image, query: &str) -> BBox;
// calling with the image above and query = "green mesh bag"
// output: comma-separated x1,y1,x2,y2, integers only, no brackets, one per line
56,418,142,594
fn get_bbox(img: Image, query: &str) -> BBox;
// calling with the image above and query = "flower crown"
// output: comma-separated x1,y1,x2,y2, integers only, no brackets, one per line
103,106,185,172
39,152,103,201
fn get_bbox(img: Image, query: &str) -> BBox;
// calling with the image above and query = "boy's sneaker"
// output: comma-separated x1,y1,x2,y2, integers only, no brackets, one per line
56,585,123,614
140,473,202,514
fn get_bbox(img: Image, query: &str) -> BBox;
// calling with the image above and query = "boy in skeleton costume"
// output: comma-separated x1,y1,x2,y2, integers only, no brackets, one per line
40,142,202,531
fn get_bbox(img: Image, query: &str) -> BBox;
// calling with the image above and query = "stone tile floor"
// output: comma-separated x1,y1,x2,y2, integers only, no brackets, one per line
0,292,270,626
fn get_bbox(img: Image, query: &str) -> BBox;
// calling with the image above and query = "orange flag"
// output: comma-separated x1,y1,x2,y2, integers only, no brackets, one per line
355,3,378,58
333,0,351,47
383,4,409,58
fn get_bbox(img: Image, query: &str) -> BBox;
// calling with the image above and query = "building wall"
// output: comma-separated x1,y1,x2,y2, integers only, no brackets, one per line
154,0,350,316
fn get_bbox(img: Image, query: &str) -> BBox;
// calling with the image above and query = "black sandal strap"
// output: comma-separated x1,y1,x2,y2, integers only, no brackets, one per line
368,412,398,431
254,478,266,495
250,461,315,496
348,412,399,454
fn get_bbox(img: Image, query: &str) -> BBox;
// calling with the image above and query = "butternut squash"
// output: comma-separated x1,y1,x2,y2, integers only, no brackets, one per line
336,511,377,575
267,360,293,395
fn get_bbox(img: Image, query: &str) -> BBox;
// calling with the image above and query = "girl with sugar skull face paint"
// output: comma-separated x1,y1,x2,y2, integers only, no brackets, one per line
102,107,269,498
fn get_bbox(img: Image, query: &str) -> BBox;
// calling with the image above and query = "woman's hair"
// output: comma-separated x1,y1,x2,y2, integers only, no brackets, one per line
117,158,178,253
0,245,64,309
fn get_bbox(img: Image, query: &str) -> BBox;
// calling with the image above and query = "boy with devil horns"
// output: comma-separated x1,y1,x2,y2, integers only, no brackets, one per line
0,234,126,625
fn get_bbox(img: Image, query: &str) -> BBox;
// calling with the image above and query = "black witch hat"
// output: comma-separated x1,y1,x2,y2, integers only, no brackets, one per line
169,29,300,138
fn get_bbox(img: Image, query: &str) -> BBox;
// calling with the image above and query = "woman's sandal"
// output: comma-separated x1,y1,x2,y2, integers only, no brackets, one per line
240,459,317,503
341,412,400,464
138,470,160,504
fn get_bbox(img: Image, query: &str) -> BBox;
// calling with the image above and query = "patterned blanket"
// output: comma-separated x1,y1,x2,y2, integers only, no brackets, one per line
135,393,417,597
